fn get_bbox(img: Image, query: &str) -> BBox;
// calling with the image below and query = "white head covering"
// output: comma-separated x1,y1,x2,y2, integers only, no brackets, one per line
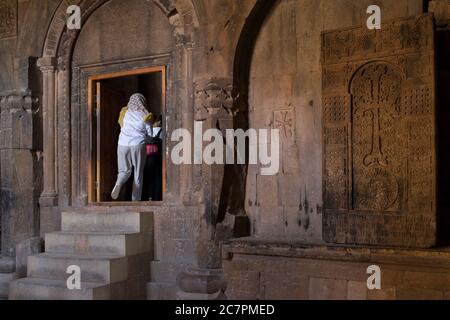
128,93,149,116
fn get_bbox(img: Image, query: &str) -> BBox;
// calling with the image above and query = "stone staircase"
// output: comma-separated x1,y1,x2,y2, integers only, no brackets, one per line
0,273,17,300
9,211,153,300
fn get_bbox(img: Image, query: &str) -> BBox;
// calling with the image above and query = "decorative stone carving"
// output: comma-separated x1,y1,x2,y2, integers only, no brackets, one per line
274,110,294,141
351,63,403,212
322,15,436,248
0,95,38,150
194,78,233,120
0,0,17,39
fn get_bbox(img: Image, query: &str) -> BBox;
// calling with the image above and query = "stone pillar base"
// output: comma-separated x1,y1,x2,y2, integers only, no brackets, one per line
176,265,227,300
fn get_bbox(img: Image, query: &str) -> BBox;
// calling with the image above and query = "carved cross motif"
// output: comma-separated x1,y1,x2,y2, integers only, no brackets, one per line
322,15,437,248
274,110,294,139
363,106,388,167
352,64,401,168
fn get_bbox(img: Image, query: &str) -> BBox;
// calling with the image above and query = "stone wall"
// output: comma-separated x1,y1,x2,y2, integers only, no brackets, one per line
246,0,424,241
223,239,450,300
0,0,446,300
0,94,42,256
72,0,174,66
0,0,58,257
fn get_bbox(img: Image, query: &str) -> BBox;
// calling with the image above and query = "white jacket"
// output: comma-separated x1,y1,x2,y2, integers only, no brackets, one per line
118,110,153,147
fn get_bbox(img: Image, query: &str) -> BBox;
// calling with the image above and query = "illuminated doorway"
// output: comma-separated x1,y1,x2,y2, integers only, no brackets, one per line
88,66,166,203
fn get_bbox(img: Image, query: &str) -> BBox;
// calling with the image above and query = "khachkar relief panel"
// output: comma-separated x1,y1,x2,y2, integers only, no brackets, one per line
0,0,17,39
322,14,436,248
351,63,404,213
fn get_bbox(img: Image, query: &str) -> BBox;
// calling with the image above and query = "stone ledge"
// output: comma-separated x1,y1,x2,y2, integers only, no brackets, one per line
222,238,450,269
0,257,15,273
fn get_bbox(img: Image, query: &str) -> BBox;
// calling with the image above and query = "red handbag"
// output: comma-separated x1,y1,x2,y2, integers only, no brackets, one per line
146,128,162,156
146,143,158,156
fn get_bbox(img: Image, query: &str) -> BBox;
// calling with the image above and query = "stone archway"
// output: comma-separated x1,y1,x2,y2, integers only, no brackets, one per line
37,0,199,234
217,0,279,224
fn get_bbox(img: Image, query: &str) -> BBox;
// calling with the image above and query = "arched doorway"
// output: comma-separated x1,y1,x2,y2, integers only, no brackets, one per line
37,0,198,233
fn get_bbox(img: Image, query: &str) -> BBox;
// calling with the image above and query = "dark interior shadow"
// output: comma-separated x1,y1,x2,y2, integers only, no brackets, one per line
437,29,450,245
216,0,278,234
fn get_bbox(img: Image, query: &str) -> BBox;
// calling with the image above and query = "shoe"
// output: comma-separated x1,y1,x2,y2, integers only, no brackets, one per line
111,185,122,200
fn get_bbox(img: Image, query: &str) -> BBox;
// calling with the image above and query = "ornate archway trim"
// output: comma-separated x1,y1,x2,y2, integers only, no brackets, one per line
38,0,198,212
42,0,199,59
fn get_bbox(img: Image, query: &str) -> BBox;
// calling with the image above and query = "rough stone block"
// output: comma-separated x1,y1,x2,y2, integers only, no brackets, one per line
396,288,444,300
147,282,177,300
347,281,367,300
279,174,301,207
9,278,111,300
15,237,43,278
0,272,17,299
367,287,397,300
309,277,347,300
27,253,128,283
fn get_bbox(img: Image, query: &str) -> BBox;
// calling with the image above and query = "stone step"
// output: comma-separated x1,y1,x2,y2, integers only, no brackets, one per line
150,260,187,283
45,231,151,256
0,257,15,273
61,211,153,233
0,273,17,299
9,278,111,300
27,253,128,283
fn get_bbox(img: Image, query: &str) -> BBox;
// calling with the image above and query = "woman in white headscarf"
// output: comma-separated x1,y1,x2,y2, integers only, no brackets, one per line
111,93,153,201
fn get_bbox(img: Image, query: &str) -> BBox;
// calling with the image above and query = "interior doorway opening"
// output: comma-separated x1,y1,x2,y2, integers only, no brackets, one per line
88,67,166,204
437,30,450,245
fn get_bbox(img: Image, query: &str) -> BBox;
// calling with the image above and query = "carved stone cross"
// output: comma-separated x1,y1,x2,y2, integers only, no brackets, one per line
363,106,388,167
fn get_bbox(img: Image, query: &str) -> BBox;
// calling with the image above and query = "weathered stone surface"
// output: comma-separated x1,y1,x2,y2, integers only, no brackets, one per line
10,278,112,300
15,237,43,278
223,239,450,300
0,272,17,299
322,15,437,248
10,210,153,300
0,0,17,39
347,281,367,300
429,0,450,27
0,0,445,301
309,278,347,300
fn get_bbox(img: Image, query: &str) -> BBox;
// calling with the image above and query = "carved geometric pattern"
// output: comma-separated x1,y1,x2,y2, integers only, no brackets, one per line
322,15,436,248
349,30,376,57
324,96,348,123
324,148,347,210
323,15,431,65
325,127,347,145
194,79,233,118
403,87,432,116
323,31,350,62
323,66,347,91
0,0,17,39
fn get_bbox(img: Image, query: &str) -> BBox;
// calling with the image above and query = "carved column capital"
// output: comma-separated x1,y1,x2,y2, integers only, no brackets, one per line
37,57,57,72
194,77,234,120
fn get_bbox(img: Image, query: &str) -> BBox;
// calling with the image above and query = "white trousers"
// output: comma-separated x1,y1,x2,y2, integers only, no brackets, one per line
115,144,147,201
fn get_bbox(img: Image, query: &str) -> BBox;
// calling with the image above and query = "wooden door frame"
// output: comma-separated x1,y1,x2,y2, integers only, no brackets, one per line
87,66,167,204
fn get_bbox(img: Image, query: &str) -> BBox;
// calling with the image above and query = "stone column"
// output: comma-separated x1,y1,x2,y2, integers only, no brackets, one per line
37,57,59,235
176,78,234,300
